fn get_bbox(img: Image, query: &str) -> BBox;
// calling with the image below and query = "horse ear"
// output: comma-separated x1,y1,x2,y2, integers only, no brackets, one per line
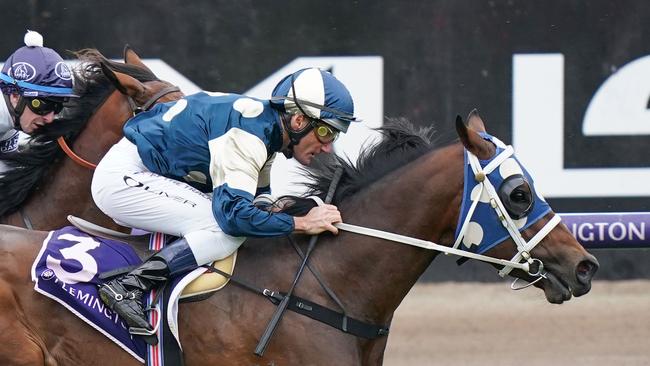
455,114,494,159
100,62,144,97
122,45,152,73
467,109,486,132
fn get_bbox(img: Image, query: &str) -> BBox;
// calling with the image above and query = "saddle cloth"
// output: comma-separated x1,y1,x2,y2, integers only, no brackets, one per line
31,226,237,363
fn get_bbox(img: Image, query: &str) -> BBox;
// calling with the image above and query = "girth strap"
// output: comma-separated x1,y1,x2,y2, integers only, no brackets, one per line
204,264,389,339
282,293,389,339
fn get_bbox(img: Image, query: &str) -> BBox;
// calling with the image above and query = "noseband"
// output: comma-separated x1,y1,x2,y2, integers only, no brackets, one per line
57,85,181,170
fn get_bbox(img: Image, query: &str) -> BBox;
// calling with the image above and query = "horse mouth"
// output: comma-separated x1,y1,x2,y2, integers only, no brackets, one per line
539,256,598,304
541,270,573,304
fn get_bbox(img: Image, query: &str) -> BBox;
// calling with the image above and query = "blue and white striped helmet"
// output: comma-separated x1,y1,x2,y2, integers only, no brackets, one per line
0,30,77,98
271,68,357,132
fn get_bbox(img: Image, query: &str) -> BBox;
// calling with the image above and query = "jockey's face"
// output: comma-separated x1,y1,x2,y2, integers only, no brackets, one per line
10,94,57,134
289,114,335,166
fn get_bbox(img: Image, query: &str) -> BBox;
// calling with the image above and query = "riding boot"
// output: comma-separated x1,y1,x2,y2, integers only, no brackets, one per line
99,237,198,336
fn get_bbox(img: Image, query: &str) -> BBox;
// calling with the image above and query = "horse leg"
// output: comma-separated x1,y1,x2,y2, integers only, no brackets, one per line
0,279,56,366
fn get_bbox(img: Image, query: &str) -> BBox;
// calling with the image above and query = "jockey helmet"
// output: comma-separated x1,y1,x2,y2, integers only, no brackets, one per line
270,68,357,133
0,30,77,99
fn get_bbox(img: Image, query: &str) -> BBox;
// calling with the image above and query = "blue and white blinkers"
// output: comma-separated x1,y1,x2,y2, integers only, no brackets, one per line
453,132,562,278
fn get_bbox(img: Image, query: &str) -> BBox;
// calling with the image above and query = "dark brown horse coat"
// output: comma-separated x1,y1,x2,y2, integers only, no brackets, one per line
0,109,597,365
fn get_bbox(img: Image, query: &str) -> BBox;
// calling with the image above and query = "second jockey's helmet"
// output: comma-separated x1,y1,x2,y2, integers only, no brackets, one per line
270,68,357,133
0,30,77,99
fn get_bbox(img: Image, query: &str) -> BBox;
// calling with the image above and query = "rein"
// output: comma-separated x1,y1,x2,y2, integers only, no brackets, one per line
56,85,181,170
57,137,97,169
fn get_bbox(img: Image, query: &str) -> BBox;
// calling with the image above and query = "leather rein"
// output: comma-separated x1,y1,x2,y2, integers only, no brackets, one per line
56,85,181,170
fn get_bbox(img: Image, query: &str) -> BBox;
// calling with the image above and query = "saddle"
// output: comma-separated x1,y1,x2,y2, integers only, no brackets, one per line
67,215,236,299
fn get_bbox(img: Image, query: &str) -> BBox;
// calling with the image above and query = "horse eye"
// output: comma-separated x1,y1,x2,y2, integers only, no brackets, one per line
510,189,528,202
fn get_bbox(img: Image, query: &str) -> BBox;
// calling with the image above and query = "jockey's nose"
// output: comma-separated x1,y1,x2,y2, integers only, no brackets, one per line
321,142,334,153
42,111,56,124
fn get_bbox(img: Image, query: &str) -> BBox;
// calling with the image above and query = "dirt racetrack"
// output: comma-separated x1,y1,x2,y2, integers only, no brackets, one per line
384,280,650,366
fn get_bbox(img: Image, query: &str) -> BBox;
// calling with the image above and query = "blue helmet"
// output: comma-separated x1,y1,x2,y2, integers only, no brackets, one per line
270,68,357,132
0,30,76,99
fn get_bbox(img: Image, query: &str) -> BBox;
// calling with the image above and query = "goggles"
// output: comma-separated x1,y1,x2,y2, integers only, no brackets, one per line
312,122,340,144
25,97,64,116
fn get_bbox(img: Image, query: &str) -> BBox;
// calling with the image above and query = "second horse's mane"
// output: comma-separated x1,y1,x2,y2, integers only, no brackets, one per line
0,49,158,217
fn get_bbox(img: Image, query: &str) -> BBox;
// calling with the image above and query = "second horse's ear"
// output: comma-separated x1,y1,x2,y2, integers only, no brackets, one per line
122,45,153,74
101,61,145,98
455,113,493,159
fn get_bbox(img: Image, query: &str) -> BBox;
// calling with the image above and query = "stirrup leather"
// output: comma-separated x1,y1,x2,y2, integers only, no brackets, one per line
128,307,161,336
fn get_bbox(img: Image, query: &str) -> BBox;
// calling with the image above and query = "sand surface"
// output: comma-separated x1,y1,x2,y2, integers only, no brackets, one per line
384,280,650,366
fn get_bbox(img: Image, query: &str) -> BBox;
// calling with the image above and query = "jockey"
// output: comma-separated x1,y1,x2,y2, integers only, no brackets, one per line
91,68,358,336
0,30,76,163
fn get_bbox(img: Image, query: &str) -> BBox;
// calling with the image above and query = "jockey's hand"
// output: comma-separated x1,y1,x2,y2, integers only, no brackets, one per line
293,204,341,235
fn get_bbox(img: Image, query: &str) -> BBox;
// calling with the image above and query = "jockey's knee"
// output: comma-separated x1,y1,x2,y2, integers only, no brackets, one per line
184,230,245,265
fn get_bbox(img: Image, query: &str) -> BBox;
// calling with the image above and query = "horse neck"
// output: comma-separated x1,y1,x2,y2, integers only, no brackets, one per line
311,143,464,324
18,91,132,231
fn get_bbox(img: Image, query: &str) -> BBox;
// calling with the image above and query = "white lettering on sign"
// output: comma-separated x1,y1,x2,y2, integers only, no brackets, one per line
513,54,650,198
583,55,650,135
567,221,645,242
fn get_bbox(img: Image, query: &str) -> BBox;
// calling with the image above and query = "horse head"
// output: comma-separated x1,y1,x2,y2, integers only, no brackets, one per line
455,110,599,303
0,47,185,231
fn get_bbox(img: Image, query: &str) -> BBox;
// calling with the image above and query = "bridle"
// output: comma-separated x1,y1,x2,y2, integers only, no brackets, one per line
56,84,181,170
125,85,181,116
332,144,561,290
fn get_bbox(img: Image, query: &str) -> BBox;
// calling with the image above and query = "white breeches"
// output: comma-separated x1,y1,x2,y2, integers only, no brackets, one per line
91,137,245,265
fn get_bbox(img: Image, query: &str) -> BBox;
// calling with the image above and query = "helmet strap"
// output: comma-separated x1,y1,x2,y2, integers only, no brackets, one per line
280,75,322,158
280,112,315,159
3,94,25,131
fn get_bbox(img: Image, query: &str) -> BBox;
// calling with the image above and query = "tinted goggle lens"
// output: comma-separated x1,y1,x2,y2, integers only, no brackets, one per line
314,123,339,144
26,98,64,115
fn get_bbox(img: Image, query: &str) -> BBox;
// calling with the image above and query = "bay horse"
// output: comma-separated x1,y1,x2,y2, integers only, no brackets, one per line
0,104,598,364
0,47,183,231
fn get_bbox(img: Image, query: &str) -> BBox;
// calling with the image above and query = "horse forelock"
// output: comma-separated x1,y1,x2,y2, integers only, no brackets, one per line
279,118,451,215
74,48,159,82
0,48,159,218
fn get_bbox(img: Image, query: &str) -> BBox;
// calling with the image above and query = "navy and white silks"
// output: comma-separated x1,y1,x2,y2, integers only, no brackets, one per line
91,92,294,264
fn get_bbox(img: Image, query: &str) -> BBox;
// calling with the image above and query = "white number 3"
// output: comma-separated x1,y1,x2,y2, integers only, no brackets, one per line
46,234,101,284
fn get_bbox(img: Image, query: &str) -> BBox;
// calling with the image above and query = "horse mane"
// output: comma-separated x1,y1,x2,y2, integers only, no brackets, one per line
280,118,450,216
0,49,159,217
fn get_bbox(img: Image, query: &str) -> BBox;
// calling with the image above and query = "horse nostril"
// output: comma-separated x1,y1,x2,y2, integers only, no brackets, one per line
576,259,598,284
